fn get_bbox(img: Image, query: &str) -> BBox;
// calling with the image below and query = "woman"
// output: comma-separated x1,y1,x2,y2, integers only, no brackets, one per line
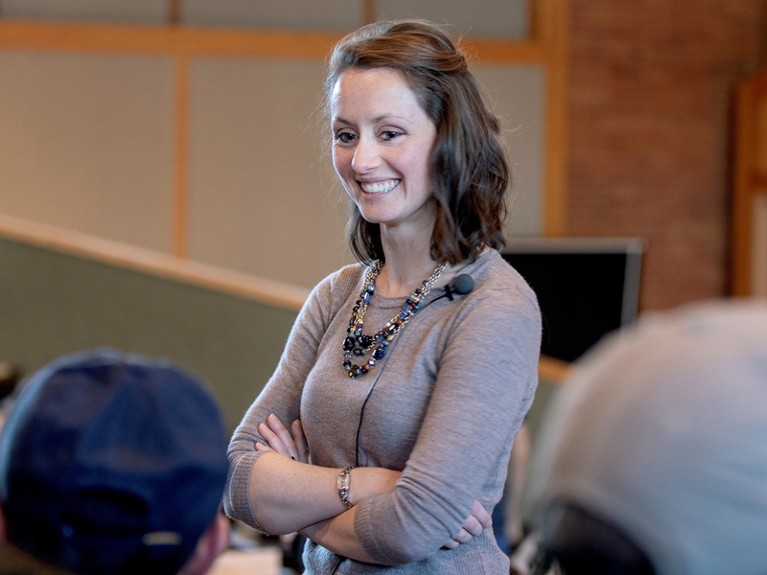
224,20,541,574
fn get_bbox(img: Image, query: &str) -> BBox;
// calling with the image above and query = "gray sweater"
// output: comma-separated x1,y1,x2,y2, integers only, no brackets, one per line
226,250,541,574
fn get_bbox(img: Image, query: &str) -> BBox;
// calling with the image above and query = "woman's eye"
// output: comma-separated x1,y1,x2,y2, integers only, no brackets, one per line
335,131,357,144
381,130,403,141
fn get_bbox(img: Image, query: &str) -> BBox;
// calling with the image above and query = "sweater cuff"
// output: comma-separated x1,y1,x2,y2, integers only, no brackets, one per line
225,450,268,533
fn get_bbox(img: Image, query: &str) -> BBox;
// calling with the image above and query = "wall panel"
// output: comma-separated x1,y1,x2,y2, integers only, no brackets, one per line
182,0,363,31
474,64,545,238
0,50,175,252
376,0,529,39
0,0,166,23
187,56,349,287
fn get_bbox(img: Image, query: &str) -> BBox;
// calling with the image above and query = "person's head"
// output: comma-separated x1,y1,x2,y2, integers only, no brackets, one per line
0,348,230,575
325,19,510,265
527,300,767,575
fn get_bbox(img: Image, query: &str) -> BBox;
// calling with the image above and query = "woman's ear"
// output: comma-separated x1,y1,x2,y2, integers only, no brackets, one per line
177,513,230,575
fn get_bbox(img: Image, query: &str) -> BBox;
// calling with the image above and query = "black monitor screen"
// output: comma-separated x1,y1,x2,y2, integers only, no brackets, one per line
502,238,643,363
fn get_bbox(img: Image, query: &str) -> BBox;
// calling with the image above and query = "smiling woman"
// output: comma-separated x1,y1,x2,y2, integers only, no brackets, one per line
224,20,542,575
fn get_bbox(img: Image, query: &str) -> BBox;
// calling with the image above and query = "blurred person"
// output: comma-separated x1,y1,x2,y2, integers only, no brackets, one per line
522,300,767,575
0,348,230,575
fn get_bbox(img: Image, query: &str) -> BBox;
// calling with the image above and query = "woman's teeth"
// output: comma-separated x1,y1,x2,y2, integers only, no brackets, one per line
360,180,399,193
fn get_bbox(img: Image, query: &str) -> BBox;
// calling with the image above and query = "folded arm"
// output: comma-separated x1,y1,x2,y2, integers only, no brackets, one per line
253,414,490,561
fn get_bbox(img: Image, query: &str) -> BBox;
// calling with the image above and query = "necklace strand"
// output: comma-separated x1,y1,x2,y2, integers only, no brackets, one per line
342,260,447,379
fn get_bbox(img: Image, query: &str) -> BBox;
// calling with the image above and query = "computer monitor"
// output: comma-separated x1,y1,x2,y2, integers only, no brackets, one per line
502,237,643,363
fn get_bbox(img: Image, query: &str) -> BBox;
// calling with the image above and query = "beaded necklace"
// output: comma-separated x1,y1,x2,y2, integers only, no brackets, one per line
342,260,448,379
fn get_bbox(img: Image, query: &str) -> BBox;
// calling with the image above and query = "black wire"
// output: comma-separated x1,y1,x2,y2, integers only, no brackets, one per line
354,331,402,467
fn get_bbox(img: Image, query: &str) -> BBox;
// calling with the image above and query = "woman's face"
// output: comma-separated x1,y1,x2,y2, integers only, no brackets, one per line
330,68,437,234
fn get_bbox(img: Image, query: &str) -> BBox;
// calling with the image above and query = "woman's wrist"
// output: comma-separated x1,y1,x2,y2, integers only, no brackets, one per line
347,467,401,503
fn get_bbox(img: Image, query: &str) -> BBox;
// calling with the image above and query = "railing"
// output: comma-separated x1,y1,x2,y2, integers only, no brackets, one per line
0,213,309,311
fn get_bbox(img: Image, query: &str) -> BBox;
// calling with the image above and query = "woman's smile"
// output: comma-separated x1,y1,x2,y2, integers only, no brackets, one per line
358,179,401,194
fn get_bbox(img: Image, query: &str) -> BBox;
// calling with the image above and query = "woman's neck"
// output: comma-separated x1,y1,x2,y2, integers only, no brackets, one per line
375,221,454,297
376,257,442,298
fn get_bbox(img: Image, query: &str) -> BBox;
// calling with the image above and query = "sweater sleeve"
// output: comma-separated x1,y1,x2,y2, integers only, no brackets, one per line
223,267,358,530
354,268,541,563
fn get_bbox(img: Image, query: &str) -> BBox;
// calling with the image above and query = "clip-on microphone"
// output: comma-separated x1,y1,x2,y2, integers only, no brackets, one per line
443,273,475,301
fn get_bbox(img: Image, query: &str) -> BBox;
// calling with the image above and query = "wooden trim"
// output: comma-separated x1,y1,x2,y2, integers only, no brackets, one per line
173,54,189,258
732,77,759,295
539,354,570,383
461,38,546,64
0,20,545,63
361,0,377,25
0,213,309,311
541,0,569,236
751,172,767,189
167,0,181,26
528,0,540,42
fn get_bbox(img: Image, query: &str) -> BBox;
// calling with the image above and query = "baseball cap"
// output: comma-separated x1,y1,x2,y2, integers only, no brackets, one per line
528,300,767,575
0,348,230,575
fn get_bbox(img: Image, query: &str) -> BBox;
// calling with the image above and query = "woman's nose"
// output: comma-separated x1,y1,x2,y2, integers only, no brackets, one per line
351,137,380,173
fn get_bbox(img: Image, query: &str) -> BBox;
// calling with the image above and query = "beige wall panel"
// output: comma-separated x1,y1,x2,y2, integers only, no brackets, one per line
376,0,528,39
474,64,545,239
0,51,175,252
187,57,351,289
0,0,166,23
182,0,363,31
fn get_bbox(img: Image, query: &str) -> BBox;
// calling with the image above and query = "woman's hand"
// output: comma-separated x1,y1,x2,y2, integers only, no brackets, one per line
442,499,492,549
255,413,308,463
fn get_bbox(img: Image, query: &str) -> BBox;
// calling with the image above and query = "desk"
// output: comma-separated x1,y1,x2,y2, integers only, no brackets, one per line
209,546,283,575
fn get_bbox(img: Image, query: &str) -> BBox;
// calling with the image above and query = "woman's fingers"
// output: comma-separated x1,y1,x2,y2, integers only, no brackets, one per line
471,499,493,529
291,418,309,462
257,414,305,461
462,514,484,537
257,414,295,459
443,500,492,548
254,441,274,453
267,413,296,450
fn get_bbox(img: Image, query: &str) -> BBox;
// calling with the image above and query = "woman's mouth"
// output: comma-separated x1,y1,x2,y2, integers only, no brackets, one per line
359,179,400,194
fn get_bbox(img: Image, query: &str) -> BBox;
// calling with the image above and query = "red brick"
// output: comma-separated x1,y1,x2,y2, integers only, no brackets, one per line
565,0,765,310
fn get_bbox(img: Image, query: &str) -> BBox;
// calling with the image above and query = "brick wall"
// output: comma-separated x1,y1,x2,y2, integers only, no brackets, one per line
565,0,766,310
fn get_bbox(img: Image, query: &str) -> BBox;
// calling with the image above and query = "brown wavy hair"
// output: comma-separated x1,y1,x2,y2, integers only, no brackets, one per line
326,20,510,265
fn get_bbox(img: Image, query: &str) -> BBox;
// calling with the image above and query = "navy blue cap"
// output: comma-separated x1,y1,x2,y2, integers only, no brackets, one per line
0,348,229,575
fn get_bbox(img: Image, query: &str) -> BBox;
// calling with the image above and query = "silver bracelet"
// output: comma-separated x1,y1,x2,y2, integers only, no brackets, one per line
337,466,355,509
